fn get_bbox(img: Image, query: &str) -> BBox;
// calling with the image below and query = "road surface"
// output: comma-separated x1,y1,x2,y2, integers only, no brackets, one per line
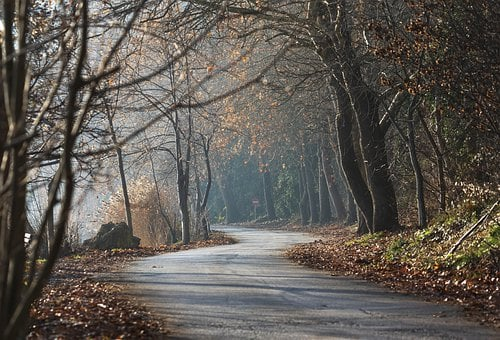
117,226,499,339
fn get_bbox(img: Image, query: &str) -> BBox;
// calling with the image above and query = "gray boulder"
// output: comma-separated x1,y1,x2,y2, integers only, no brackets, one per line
84,222,140,250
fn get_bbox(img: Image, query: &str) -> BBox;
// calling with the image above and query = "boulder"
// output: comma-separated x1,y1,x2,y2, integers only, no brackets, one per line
83,222,140,250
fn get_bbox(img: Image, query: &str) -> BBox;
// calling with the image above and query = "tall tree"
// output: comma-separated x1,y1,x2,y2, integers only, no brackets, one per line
0,0,239,335
0,0,146,336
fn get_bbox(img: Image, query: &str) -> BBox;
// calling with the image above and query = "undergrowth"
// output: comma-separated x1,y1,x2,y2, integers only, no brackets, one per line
384,200,499,274
286,199,500,326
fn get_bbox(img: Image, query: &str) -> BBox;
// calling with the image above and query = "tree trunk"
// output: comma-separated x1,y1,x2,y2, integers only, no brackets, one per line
321,141,347,223
310,0,398,232
178,171,190,245
333,81,374,233
349,84,399,232
304,148,319,224
298,166,310,225
173,56,193,245
46,177,56,256
174,109,191,245
318,153,332,224
106,110,133,232
177,138,191,245
418,108,447,212
357,208,370,235
346,191,357,224
407,101,427,227
197,137,212,240
262,168,276,220
331,4,398,231
217,174,242,223
148,140,177,244
435,110,447,211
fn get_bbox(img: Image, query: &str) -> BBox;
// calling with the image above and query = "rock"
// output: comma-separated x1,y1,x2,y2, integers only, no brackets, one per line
83,222,140,250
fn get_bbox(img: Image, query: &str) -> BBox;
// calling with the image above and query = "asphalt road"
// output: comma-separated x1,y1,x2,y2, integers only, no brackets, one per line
118,226,499,339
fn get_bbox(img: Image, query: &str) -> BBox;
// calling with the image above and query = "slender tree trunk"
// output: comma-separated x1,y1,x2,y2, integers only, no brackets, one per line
321,142,347,223
106,111,133,232
147,138,177,243
200,138,212,239
262,168,276,220
418,108,447,212
407,102,427,227
116,141,133,230
298,166,310,225
171,56,192,245
305,148,319,224
178,170,190,244
174,109,191,244
194,173,203,237
318,152,332,224
435,110,447,211
46,177,55,256
177,142,191,245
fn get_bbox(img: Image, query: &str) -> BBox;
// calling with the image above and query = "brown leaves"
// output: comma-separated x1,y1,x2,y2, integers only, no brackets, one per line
28,232,236,339
30,278,165,339
285,225,499,328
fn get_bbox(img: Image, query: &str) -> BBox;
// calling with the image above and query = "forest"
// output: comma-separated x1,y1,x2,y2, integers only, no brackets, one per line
0,0,498,338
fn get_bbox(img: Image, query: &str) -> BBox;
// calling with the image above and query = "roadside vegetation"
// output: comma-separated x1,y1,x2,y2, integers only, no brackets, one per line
286,200,499,327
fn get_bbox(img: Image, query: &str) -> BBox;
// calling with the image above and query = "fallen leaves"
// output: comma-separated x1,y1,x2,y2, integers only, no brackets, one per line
284,225,499,328
28,231,237,339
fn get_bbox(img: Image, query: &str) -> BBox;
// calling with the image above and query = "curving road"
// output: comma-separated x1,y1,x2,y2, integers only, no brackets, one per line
117,226,498,339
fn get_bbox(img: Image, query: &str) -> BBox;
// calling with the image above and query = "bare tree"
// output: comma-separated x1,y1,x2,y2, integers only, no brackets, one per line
0,0,135,336
0,0,215,335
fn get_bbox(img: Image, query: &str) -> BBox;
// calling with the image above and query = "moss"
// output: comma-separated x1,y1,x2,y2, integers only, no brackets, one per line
345,231,385,246
384,237,408,261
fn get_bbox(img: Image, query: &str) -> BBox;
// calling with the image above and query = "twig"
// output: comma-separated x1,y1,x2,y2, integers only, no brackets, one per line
448,200,499,256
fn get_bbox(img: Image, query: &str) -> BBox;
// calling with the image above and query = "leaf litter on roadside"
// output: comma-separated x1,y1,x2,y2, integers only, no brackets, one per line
28,231,236,339
284,225,499,328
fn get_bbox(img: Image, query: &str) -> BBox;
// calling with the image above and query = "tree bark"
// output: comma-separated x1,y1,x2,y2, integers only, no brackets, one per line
198,137,212,240
304,147,319,224
106,111,133,232
348,83,399,231
318,152,332,224
435,110,447,211
46,177,56,256
418,108,447,212
262,168,276,220
321,141,347,223
346,191,357,224
309,0,399,232
333,1,398,231
217,174,242,223
333,81,374,233
177,139,191,245
407,101,427,227
298,166,310,225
